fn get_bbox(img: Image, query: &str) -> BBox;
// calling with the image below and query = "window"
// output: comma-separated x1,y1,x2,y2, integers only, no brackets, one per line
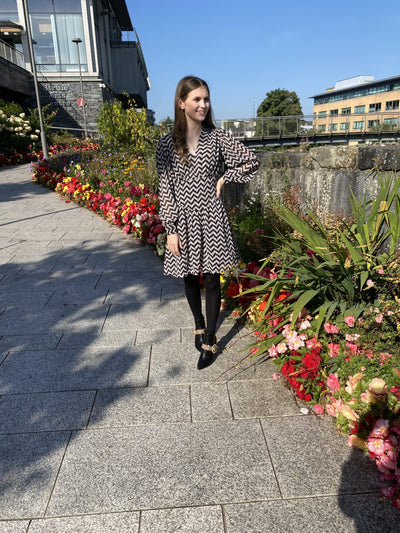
368,120,380,129
340,122,350,131
318,111,327,118
29,0,87,72
369,103,381,112
386,100,399,110
328,123,337,131
318,124,326,132
384,118,398,127
341,107,351,115
0,0,18,22
354,105,365,114
330,109,338,116
353,121,365,130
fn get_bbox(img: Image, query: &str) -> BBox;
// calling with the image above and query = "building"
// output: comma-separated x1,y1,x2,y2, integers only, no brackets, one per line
0,0,151,133
312,75,400,134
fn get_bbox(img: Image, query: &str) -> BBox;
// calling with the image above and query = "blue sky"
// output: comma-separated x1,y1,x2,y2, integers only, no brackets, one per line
125,0,399,123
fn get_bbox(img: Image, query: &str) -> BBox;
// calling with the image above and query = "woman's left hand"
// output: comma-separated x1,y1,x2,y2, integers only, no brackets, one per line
216,177,225,198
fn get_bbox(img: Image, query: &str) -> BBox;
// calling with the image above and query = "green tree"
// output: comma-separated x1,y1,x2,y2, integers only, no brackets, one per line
257,88,302,117
256,89,303,137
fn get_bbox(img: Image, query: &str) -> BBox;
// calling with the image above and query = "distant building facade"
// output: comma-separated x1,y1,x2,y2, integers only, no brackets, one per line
312,75,400,134
0,0,151,132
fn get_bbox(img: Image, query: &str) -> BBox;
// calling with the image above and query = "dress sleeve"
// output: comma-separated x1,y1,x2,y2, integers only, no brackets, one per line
156,136,179,235
218,129,260,183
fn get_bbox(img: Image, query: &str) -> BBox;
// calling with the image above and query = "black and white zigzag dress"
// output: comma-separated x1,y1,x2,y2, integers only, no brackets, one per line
156,127,260,278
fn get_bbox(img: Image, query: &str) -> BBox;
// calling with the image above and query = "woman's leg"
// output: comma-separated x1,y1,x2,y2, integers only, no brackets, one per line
184,275,205,351
183,274,203,322
203,272,221,335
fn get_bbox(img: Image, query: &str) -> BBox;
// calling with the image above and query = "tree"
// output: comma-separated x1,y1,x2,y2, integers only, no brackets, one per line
257,88,302,117
256,89,303,137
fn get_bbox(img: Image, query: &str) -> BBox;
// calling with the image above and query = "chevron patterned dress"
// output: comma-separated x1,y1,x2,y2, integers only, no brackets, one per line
156,127,260,277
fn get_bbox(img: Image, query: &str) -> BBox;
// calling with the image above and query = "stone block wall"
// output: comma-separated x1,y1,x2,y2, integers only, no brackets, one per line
237,145,400,218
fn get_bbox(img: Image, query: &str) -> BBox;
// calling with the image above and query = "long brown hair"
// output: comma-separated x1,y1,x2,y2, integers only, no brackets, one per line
172,75,215,162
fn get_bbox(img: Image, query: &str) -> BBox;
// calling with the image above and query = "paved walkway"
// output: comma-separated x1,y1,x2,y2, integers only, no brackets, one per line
0,164,398,533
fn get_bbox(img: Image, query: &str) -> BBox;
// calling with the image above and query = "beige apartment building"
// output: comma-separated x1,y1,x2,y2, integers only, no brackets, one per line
312,75,400,134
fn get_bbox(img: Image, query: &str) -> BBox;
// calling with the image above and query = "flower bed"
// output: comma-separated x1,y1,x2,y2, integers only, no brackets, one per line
31,147,166,256
221,174,400,510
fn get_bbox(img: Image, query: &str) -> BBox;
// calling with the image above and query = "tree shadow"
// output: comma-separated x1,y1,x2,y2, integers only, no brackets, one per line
338,445,400,532
0,169,187,520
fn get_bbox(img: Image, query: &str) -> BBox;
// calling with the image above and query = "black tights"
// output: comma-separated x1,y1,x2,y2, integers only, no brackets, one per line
184,273,221,335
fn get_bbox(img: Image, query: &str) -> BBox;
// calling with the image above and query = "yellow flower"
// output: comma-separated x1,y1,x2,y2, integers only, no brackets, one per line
368,378,387,395
340,405,359,421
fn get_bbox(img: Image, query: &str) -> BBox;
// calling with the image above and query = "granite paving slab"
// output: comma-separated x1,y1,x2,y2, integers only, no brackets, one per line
0,291,55,307
0,346,150,394
88,385,190,428
149,341,275,386
261,415,381,498
140,505,225,533
191,382,232,422
135,328,180,345
0,431,69,519
0,390,96,433
0,304,109,334
0,520,30,532
45,288,108,306
350,493,400,533
57,330,137,350
0,333,61,352
228,379,302,418
27,511,140,532
103,299,194,331
224,496,362,533
46,420,280,516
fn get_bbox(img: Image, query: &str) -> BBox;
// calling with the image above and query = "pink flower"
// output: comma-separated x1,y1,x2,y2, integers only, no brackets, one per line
314,404,324,414
366,438,386,456
366,279,374,287
378,268,384,275
324,322,339,334
370,419,389,439
271,372,280,381
276,342,287,354
375,314,383,324
380,486,396,498
327,373,340,391
268,345,278,358
328,342,340,358
344,315,356,327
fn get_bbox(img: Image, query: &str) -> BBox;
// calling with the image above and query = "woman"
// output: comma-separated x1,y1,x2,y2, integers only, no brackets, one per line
156,76,259,369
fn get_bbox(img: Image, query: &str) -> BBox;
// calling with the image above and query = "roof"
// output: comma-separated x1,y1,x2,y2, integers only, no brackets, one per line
311,74,400,99
108,0,133,31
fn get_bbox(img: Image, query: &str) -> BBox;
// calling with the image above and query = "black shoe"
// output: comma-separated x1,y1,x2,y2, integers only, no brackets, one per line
194,315,205,352
197,333,218,370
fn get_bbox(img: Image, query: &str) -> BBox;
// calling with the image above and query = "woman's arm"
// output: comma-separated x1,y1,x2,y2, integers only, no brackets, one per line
156,136,180,236
218,129,260,184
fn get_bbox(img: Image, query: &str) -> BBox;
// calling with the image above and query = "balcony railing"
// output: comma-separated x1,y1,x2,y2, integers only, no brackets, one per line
0,38,24,68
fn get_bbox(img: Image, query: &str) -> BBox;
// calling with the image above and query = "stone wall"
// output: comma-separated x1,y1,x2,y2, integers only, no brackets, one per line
240,145,400,217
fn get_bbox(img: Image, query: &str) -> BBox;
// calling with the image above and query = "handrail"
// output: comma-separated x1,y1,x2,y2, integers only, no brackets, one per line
220,113,400,139
0,38,25,68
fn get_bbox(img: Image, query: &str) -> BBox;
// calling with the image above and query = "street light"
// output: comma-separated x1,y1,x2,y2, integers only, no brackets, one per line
72,37,87,137
21,0,48,159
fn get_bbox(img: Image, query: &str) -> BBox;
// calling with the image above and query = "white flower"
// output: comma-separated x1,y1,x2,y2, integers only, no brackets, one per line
30,134,38,140
35,129,40,134
19,112,25,118
300,407,309,414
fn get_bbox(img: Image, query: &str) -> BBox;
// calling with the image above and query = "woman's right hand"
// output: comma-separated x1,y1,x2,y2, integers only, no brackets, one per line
167,233,182,256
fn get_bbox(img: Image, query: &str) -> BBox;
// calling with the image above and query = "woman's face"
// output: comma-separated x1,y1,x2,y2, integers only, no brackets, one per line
180,86,210,124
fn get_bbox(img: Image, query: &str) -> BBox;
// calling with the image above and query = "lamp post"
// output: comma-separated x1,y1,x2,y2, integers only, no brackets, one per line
21,0,48,159
72,37,87,137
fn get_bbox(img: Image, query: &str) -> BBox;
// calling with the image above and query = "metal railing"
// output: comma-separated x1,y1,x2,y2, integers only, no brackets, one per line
220,113,400,139
0,38,25,68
